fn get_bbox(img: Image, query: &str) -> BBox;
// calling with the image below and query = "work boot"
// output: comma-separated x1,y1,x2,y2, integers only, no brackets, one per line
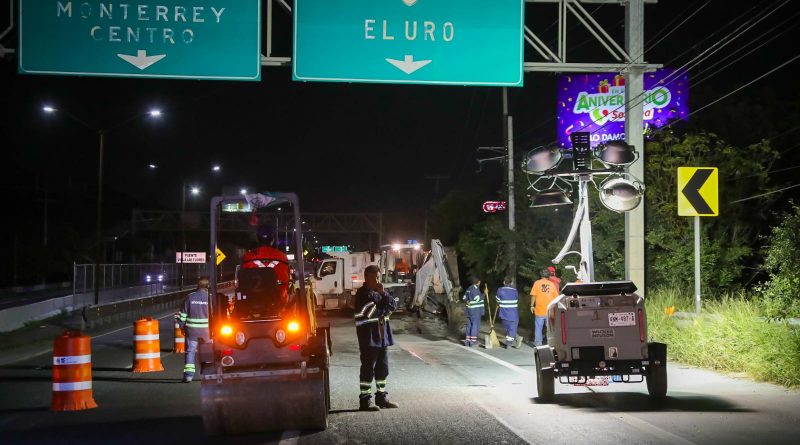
359,398,380,412
375,394,399,409
513,336,523,349
182,375,193,383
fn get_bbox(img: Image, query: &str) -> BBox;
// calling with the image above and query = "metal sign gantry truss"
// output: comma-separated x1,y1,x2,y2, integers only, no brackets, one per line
263,0,660,74
132,209,383,238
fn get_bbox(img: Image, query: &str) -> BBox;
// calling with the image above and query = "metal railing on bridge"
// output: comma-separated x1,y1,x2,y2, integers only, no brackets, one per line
72,263,213,306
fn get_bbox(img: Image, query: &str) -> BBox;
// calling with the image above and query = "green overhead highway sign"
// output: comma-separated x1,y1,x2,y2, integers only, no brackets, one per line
19,0,261,81
293,0,524,86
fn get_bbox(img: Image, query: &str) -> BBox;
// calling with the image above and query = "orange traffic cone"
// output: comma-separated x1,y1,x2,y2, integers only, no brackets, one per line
173,315,186,353
132,317,164,372
51,330,98,411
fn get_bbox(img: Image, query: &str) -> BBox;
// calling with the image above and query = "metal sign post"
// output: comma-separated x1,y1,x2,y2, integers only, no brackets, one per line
694,216,701,313
677,167,719,313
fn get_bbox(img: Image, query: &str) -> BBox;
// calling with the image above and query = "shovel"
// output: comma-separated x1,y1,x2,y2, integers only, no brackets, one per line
484,283,500,349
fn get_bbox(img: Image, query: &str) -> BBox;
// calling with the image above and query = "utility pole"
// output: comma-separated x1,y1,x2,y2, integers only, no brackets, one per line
624,0,646,297
503,88,516,286
424,174,450,243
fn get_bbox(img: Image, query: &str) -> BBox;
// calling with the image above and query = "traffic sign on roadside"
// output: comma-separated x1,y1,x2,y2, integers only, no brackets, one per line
176,252,207,264
678,167,719,217
19,0,261,81
215,247,226,265
293,0,524,86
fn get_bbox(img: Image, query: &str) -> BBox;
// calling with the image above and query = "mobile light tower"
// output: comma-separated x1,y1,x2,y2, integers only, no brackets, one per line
526,132,644,283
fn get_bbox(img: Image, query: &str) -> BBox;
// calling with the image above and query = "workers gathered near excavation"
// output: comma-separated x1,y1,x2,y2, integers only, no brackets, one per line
496,277,523,349
462,276,485,347
530,268,560,346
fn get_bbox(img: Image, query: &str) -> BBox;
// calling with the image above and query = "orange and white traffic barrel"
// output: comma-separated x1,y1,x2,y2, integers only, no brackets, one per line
132,317,164,373
173,315,186,353
51,330,98,411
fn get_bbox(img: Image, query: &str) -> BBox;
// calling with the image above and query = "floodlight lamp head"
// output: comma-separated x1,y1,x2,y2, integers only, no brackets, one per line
598,176,645,212
529,189,573,208
522,146,562,175
596,140,638,167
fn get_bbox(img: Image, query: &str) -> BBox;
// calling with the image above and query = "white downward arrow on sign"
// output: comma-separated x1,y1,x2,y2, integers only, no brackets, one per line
117,50,166,70
386,55,432,75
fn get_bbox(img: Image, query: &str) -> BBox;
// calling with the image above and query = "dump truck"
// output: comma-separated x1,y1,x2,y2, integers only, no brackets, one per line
200,192,331,435
313,251,377,310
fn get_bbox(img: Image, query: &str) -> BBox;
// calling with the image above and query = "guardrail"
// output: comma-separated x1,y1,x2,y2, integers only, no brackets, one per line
83,281,235,329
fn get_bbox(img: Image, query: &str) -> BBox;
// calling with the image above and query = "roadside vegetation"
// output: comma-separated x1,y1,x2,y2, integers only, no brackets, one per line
428,89,800,387
646,288,800,388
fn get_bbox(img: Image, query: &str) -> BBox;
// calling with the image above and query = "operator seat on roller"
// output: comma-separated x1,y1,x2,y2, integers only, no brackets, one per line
233,268,284,320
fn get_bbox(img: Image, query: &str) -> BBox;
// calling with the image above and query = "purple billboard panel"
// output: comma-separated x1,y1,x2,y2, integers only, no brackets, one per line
556,69,689,148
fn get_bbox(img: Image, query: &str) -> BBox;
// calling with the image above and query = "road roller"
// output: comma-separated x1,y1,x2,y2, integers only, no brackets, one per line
200,192,331,435
534,281,667,402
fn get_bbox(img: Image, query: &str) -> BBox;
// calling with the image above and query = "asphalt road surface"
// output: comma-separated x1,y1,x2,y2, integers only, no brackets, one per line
1,310,799,445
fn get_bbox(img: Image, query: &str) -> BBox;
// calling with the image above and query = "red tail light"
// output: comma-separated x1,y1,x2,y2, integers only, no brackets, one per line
289,344,301,351
638,308,645,342
560,311,567,345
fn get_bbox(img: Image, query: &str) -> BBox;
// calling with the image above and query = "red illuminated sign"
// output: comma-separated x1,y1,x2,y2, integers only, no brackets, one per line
482,201,507,213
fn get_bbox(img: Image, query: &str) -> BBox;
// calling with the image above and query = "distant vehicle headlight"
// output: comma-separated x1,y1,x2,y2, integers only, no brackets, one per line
157,274,164,282
145,275,152,283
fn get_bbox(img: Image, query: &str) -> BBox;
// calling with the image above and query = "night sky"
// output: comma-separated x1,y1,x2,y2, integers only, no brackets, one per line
3,0,800,283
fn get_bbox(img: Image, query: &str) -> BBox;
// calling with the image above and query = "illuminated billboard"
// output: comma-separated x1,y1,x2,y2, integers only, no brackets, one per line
556,69,689,148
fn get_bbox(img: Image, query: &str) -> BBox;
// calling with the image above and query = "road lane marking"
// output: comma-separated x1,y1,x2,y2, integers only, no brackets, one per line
473,398,533,445
453,341,700,445
0,313,177,365
93,312,175,339
278,429,300,445
457,343,534,376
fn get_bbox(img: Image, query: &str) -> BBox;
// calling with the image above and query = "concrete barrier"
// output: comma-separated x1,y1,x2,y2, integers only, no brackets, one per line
0,282,234,333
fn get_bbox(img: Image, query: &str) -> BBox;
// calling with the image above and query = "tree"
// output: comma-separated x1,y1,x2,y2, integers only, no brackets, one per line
758,203,800,319
644,131,778,292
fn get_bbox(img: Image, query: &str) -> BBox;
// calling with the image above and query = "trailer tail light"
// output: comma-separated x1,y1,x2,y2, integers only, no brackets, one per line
638,308,645,342
560,311,567,345
288,321,300,332
220,325,233,337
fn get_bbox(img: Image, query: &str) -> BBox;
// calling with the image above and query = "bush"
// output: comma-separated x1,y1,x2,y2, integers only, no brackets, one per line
758,203,800,319
646,288,800,387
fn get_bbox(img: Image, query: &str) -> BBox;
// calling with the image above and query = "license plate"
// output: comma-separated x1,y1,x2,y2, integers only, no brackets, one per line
591,328,615,338
608,311,636,326
574,376,610,386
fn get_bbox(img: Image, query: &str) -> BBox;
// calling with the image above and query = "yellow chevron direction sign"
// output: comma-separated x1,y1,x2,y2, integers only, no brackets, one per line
215,247,227,266
678,167,719,216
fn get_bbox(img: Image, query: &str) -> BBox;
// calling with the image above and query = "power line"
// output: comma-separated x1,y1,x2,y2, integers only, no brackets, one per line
730,183,800,204
646,0,713,53
679,53,800,122
692,11,800,87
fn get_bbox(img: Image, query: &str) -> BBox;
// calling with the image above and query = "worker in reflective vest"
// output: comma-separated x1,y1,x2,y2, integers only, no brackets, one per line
462,276,484,347
496,277,522,349
178,277,210,383
354,265,399,411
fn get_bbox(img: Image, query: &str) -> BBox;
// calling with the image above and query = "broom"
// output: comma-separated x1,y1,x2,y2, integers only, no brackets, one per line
484,283,500,349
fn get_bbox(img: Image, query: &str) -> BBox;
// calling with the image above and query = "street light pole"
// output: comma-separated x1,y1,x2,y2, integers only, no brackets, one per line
43,105,161,306
94,130,105,305
180,180,186,290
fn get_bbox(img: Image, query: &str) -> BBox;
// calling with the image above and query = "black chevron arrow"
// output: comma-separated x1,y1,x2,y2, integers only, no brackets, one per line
682,169,714,214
